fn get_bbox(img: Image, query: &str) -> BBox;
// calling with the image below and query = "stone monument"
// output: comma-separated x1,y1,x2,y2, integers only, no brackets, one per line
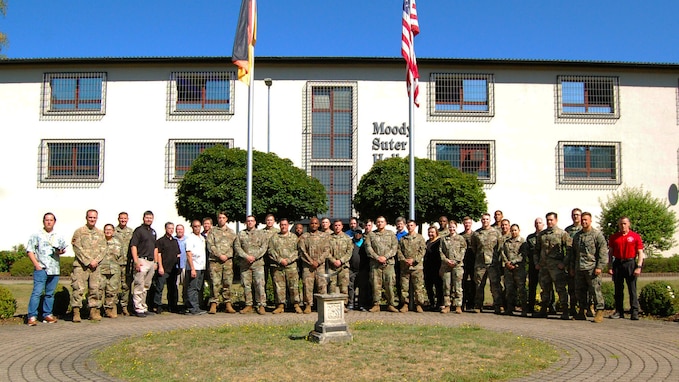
308,293,353,344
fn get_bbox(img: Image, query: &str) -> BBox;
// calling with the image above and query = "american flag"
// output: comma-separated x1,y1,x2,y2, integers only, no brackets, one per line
402,0,420,107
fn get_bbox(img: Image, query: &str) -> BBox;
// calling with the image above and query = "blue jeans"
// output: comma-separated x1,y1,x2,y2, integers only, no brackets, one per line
28,270,59,319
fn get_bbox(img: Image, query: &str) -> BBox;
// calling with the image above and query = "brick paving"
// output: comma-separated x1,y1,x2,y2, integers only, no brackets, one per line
1,309,678,381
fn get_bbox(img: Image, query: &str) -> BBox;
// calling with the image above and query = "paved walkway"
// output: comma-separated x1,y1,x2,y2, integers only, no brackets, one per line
0,310,678,381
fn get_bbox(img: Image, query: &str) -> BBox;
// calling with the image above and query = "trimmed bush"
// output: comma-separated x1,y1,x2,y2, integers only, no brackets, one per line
642,255,679,273
0,244,27,273
9,256,34,277
639,281,678,317
601,282,615,310
0,285,17,318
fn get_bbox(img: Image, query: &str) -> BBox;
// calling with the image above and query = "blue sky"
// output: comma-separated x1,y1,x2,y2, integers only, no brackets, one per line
1,0,679,63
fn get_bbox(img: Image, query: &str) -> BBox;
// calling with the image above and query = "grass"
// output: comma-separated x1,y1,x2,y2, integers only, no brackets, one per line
94,321,559,382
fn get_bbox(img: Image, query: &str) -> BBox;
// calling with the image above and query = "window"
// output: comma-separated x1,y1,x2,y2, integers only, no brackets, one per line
42,73,106,115
558,75,619,118
169,72,234,115
168,139,233,182
429,73,494,116
558,141,621,184
303,82,358,219
430,140,495,184
39,139,104,182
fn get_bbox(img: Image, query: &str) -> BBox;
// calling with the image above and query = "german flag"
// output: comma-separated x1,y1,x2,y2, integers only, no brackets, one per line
232,0,257,85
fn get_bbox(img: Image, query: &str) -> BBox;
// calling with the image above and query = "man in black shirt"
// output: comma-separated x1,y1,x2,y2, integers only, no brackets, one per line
130,211,158,317
154,222,181,314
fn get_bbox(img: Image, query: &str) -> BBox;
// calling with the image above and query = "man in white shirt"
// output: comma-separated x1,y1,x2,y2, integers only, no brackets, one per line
185,219,207,315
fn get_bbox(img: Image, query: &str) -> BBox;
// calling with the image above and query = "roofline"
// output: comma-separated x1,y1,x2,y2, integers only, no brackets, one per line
1,56,679,70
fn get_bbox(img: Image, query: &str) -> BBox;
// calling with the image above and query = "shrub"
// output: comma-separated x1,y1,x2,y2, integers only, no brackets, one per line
642,255,679,273
601,282,615,310
639,281,678,317
10,256,34,277
60,256,74,277
0,244,27,273
0,285,17,318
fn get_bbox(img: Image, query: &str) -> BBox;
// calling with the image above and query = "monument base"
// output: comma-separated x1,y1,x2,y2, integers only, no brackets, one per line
307,293,353,344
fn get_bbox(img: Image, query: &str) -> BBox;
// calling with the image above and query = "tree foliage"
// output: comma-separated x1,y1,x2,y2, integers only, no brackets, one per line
176,146,327,223
598,186,678,256
353,157,487,224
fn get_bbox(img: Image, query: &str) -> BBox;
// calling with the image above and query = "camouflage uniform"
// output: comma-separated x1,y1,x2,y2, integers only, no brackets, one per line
439,233,466,308
115,225,133,309
262,226,280,303
571,228,608,311
206,225,237,305
298,231,331,307
268,231,301,305
234,228,268,308
472,227,504,311
328,232,353,303
397,232,426,307
501,236,528,314
525,231,542,314
461,231,476,310
70,225,106,309
100,236,123,309
537,226,572,315
564,224,582,313
365,230,398,307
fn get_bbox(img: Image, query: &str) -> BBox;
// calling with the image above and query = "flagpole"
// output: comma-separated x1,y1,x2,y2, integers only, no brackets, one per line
408,73,415,221
246,63,255,217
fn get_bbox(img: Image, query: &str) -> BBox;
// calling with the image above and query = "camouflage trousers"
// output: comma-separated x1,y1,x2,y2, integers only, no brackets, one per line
240,262,265,307
504,265,527,311
539,260,569,311
328,265,350,304
440,264,463,307
119,265,132,308
370,262,396,306
302,266,327,306
575,269,604,310
400,264,425,306
209,259,234,304
100,268,121,309
272,264,300,305
71,265,101,308
474,265,504,309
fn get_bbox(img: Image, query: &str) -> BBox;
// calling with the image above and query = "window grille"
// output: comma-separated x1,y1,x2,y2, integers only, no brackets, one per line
42,73,106,115
312,165,353,219
430,140,495,184
167,139,233,182
558,141,621,185
169,72,234,115
429,73,494,117
39,139,104,183
557,75,619,118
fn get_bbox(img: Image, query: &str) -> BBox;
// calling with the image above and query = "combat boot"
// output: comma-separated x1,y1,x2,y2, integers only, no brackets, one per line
209,302,217,314
574,308,587,321
455,306,463,314
105,307,117,318
72,307,81,323
90,307,102,321
303,304,312,314
294,304,303,314
368,304,380,313
593,309,604,323
272,304,285,314
440,306,450,314
225,302,236,314
560,311,570,320
240,305,253,314
399,304,409,313
387,305,399,313
121,306,130,316
256,306,266,315
415,305,424,313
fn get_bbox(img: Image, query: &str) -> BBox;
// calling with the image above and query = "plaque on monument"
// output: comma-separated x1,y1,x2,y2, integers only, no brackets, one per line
308,293,353,344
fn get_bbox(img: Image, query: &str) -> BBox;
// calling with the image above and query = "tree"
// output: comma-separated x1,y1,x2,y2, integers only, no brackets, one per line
353,157,487,224
0,1,7,57
176,146,327,223
598,186,678,257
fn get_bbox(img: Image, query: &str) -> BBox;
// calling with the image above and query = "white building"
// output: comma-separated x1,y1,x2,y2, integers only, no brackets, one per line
1,57,678,254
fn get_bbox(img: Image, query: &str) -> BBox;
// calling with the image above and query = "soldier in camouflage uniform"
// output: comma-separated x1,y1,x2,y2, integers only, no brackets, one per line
70,209,106,322
100,224,123,318
365,216,399,313
439,221,466,314
115,212,134,316
461,217,476,311
235,215,269,315
472,213,504,314
535,212,573,320
501,224,528,316
397,219,426,313
206,212,238,314
328,220,353,308
570,212,608,322
526,217,545,315
298,217,331,314
268,218,301,314
564,208,583,317
262,214,280,306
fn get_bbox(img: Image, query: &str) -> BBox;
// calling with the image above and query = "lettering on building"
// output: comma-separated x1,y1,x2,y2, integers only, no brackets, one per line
371,122,409,163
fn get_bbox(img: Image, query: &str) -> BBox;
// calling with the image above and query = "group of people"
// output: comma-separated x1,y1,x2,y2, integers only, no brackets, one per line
24,208,645,325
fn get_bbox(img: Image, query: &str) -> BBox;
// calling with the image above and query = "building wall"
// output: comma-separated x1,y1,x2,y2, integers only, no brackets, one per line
1,59,678,255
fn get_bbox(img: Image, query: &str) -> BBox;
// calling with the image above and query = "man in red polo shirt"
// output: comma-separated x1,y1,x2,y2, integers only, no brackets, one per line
607,216,645,320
